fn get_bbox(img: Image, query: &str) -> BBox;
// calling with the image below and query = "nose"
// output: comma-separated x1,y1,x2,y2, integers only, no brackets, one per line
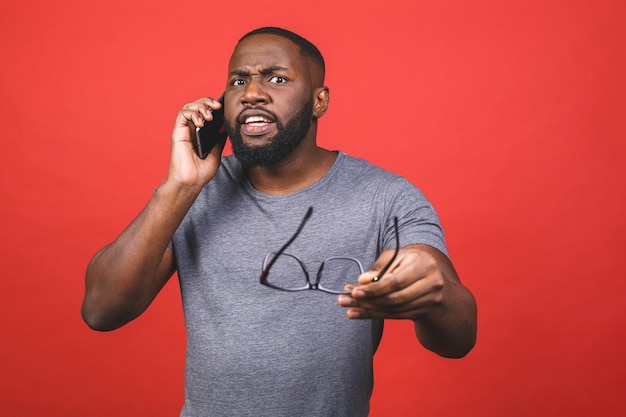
241,77,269,106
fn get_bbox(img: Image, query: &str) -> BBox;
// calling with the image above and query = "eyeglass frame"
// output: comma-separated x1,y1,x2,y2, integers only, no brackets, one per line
259,207,400,294
261,252,365,294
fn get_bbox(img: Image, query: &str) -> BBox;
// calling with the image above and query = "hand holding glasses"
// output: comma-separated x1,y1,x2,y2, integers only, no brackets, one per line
259,207,399,295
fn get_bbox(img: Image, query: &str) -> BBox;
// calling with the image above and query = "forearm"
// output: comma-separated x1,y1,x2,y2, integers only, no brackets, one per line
413,280,477,358
341,244,477,357
82,181,201,330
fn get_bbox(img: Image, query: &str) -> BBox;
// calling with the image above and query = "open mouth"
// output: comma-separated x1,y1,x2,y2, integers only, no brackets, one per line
239,111,276,137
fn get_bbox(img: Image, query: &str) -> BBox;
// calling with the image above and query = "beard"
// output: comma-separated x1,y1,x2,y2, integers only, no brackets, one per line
226,99,314,168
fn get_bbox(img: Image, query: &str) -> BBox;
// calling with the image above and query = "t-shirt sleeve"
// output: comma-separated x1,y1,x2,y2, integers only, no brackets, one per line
380,176,448,257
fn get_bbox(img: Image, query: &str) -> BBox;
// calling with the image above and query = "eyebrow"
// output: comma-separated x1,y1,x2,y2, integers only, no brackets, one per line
229,65,290,77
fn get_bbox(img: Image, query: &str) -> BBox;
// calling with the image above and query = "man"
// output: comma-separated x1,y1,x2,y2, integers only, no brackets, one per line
82,27,477,417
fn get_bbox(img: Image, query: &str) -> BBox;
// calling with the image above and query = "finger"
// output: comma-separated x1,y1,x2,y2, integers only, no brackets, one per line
346,303,432,320
178,109,206,129
353,255,409,299
181,97,222,127
352,285,433,311
337,292,358,308
356,270,378,285
341,279,436,319
182,96,222,112
355,249,402,287
352,271,444,314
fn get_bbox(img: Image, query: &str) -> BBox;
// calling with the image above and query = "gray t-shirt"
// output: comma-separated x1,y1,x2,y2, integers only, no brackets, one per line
172,152,447,417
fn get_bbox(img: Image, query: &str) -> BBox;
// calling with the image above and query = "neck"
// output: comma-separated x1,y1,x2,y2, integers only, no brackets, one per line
245,143,337,195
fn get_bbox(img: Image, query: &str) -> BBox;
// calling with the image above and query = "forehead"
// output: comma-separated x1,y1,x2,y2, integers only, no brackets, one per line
229,34,305,72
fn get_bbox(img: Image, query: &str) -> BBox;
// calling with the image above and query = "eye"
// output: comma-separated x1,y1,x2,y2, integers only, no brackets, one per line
269,75,287,84
232,79,246,86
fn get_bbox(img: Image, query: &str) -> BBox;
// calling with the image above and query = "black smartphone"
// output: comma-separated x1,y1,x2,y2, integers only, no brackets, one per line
194,94,227,159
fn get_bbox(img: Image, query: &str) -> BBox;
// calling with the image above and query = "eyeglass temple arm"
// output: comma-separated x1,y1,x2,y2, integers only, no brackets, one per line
372,217,399,282
259,207,314,283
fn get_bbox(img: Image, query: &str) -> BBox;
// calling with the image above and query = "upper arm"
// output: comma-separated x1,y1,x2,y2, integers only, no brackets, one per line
154,246,177,292
82,246,177,331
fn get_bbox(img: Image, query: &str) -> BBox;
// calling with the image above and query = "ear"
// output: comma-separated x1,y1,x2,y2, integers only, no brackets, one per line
312,86,330,118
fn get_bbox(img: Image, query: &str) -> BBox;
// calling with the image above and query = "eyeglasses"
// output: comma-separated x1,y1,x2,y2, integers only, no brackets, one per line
259,207,399,294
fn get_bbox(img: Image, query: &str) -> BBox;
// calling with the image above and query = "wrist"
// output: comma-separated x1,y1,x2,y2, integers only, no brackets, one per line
157,179,204,203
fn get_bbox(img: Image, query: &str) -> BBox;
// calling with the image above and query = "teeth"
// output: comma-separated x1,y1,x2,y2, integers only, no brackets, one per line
245,116,271,124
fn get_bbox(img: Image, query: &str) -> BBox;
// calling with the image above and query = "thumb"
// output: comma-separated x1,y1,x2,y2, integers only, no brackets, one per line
357,269,379,285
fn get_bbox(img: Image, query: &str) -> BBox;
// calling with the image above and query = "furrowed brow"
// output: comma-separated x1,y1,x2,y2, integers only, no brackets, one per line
260,66,289,75
229,66,289,77
229,69,250,77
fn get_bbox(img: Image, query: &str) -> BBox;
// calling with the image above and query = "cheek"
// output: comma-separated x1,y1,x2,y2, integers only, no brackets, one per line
223,106,237,127
280,94,310,119
223,91,238,124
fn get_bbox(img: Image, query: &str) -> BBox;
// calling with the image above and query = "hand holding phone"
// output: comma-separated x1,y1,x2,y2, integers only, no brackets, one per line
194,94,227,159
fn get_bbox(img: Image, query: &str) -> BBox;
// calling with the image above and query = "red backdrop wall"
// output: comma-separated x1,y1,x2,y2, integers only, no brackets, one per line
1,1,624,416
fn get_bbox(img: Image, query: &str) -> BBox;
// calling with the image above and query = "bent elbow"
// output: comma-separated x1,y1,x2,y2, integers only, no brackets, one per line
81,304,113,332
80,300,130,332
441,337,476,359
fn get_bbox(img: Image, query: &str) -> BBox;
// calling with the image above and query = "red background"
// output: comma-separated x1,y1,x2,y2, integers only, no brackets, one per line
1,1,625,416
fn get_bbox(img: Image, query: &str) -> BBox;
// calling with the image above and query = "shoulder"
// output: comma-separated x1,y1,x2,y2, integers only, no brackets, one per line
336,152,391,174
334,152,404,185
335,152,424,199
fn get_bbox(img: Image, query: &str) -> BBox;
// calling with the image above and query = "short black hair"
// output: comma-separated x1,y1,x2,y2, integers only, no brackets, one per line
238,27,325,75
